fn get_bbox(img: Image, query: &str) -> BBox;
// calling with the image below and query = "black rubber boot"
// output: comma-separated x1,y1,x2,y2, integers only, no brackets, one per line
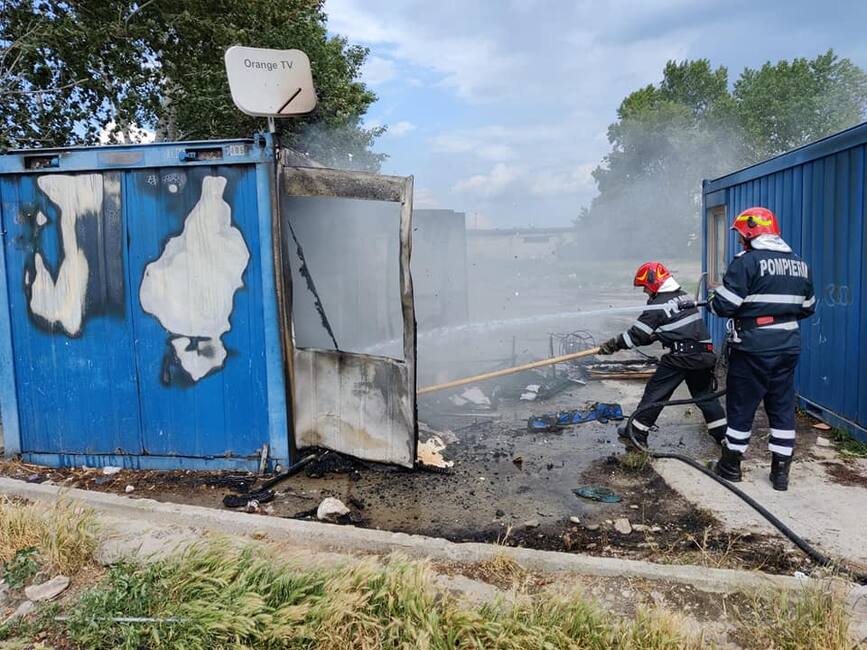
707,426,726,446
714,446,742,482
769,452,792,491
617,423,648,450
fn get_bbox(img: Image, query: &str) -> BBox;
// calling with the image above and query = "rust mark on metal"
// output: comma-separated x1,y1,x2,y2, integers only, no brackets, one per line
281,166,404,202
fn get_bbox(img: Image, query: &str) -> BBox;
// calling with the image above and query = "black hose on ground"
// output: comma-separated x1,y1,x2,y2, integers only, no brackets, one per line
624,392,867,585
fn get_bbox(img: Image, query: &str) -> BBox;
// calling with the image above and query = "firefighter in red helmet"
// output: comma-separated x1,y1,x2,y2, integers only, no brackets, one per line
708,207,815,490
598,262,726,448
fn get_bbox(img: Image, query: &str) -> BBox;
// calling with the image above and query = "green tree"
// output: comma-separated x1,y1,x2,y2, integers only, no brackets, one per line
0,0,161,148
0,0,385,170
586,60,739,256
734,50,867,160
583,51,867,258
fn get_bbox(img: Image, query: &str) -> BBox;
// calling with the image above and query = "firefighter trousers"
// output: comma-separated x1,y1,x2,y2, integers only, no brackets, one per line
632,361,726,438
724,349,799,457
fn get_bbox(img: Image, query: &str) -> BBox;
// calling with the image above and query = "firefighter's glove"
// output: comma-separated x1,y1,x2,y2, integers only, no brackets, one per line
675,297,696,312
598,337,620,355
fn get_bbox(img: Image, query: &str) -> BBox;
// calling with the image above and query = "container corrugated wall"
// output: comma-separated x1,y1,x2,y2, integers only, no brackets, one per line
0,137,289,470
702,123,867,441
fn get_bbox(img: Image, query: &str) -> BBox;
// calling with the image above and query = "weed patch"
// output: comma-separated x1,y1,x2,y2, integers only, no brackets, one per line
0,497,99,575
733,581,852,650
64,540,701,649
2,546,39,589
829,428,867,459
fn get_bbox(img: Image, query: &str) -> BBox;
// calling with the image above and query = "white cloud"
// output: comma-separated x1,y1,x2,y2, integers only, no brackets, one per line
388,120,416,137
529,163,596,196
361,55,398,85
412,187,439,208
452,163,521,198
326,0,527,102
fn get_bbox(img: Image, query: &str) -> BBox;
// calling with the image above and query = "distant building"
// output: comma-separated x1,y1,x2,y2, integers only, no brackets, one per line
466,227,576,262
412,209,469,329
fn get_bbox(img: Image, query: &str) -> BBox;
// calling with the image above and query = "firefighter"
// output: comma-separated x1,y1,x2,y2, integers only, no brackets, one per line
708,207,815,491
598,262,726,448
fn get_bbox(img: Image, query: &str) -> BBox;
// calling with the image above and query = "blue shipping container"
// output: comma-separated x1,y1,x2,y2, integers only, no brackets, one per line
702,122,867,442
0,136,290,470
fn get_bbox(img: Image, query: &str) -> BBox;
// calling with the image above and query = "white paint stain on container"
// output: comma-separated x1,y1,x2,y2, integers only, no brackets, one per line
140,176,249,381
28,174,102,335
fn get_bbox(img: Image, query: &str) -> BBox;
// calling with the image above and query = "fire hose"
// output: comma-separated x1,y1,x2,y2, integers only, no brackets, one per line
625,393,867,584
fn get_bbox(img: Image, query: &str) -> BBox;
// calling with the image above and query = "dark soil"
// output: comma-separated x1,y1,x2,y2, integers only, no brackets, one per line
0,366,824,578
821,460,867,487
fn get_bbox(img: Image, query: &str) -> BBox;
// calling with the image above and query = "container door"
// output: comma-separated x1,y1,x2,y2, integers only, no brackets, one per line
0,172,142,454
279,166,416,467
125,165,269,458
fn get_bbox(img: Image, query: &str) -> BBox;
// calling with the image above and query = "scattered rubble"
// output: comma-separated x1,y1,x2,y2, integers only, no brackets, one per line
573,486,622,503
24,575,69,602
102,466,122,475
613,518,633,535
6,600,34,622
527,402,623,432
244,500,260,513
452,387,491,408
416,435,454,468
317,497,350,522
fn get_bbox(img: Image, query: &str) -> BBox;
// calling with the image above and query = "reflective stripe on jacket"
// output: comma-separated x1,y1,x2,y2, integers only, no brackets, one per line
617,290,712,352
709,248,815,353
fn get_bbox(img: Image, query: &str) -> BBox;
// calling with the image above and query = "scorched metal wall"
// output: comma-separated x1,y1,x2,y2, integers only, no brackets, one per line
0,137,289,469
702,122,867,441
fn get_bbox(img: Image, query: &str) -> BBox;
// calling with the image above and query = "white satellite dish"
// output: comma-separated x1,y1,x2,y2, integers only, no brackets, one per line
224,46,318,117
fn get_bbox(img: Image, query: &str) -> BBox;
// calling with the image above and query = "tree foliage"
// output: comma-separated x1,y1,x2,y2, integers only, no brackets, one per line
583,51,867,257
734,50,867,160
0,0,385,170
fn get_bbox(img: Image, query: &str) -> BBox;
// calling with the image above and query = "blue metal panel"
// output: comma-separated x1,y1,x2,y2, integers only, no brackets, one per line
0,184,22,455
0,173,142,454
702,130,867,441
0,139,272,175
254,160,291,465
125,165,269,459
22,451,262,472
0,136,291,467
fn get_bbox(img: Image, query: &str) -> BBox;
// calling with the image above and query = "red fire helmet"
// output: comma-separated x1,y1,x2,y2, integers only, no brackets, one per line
731,206,781,240
633,261,671,294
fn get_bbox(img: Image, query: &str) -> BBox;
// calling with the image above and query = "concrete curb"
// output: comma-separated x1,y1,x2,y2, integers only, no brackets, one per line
0,477,836,595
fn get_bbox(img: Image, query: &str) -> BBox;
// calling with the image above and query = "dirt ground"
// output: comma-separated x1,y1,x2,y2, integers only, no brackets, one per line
0,365,831,577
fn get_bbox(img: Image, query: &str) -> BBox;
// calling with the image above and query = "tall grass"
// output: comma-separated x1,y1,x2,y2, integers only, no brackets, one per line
733,581,853,650
66,540,700,650
0,497,99,574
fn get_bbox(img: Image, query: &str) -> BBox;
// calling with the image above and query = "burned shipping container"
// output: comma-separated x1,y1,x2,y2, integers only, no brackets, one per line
0,136,418,470
702,122,867,442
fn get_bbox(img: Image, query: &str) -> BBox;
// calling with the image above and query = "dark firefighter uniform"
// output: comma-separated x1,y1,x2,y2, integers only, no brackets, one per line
601,274,726,445
708,206,815,491
709,239,815,461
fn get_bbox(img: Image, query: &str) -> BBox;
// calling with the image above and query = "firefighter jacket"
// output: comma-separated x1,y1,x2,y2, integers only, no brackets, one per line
708,235,815,354
614,287,716,370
